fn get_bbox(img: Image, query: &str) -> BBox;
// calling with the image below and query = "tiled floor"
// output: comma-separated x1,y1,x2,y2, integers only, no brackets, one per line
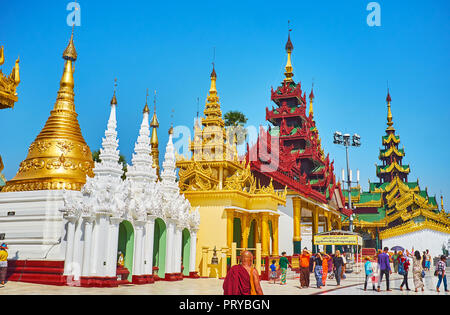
0,270,447,295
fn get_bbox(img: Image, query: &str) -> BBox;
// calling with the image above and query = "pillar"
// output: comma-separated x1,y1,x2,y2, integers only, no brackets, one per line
165,219,176,279
173,226,182,274
312,207,319,254
201,246,209,277
226,209,234,249
133,221,145,277
143,216,156,276
292,197,302,254
106,217,122,277
261,213,269,257
326,214,333,254
272,215,279,257
256,243,262,275
189,230,198,276
63,216,78,276
81,216,95,277
241,214,249,250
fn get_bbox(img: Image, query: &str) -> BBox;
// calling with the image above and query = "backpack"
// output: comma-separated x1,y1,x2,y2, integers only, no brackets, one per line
398,258,405,276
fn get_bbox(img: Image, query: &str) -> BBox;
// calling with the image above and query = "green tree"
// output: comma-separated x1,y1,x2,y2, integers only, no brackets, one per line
224,111,248,146
92,150,128,180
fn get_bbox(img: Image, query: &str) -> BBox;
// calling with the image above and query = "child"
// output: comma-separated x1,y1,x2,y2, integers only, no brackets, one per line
364,257,376,291
269,260,277,284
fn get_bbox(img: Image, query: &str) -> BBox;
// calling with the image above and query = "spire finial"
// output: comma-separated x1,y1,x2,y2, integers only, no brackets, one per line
63,3,78,62
309,81,315,118
110,78,118,105
143,88,150,114
386,86,394,131
284,21,294,83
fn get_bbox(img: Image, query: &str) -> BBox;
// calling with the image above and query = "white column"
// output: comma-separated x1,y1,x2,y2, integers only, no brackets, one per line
173,226,182,274
144,216,156,275
72,220,83,281
63,216,78,276
165,219,175,276
81,216,95,277
106,217,122,277
133,221,146,276
189,230,198,273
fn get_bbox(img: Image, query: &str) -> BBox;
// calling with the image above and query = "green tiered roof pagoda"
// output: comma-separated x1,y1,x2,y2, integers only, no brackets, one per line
343,91,450,247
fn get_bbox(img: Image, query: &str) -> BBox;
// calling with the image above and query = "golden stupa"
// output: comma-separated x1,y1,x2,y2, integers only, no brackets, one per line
3,32,94,192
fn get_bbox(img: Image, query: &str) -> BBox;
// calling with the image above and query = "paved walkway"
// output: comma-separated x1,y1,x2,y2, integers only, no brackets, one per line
0,270,447,295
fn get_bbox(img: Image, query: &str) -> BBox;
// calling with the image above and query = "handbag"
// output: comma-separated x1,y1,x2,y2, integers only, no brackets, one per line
421,270,426,278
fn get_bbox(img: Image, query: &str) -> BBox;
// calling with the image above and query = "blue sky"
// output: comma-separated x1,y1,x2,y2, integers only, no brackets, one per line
1,0,449,210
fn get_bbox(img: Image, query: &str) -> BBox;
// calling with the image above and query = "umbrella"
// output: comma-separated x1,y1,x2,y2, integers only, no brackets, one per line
391,246,404,252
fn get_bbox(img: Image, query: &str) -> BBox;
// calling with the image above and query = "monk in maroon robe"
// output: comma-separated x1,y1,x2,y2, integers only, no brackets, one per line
223,251,263,295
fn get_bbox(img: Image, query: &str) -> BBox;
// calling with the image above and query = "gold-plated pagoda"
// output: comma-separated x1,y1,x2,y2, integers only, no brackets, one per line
203,63,224,128
3,32,94,192
150,90,160,177
0,45,21,110
284,29,294,83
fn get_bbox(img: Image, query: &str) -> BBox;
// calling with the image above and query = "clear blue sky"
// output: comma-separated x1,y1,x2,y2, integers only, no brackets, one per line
1,0,449,210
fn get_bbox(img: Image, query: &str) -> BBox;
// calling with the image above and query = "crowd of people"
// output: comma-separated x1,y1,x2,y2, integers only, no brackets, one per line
224,245,448,295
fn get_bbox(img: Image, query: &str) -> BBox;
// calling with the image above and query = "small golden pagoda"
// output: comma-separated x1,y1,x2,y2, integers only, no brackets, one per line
3,33,94,192
176,65,287,277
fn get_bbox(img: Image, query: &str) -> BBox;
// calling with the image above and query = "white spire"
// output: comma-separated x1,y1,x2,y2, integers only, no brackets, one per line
127,109,157,183
161,131,178,194
94,98,124,178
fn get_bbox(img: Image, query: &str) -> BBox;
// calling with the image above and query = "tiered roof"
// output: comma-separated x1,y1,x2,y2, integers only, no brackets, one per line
247,33,345,210
347,93,450,236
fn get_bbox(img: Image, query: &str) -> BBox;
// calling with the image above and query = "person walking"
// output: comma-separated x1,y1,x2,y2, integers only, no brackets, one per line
322,253,331,286
398,251,411,291
299,248,312,288
279,252,290,286
436,255,448,292
407,250,425,292
425,250,431,271
377,247,392,292
364,257,376,291
312,252,323,289
333,250,345,286
422,251,427,270
0,243,8,287
392,251,399,273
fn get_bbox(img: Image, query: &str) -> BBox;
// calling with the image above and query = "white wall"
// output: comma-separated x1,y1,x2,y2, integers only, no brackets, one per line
383,229,450,259
0,190,70,260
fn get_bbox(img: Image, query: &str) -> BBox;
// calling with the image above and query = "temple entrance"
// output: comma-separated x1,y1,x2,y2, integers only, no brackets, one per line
182,229,191,276
118,220,134,282
153,218,167,278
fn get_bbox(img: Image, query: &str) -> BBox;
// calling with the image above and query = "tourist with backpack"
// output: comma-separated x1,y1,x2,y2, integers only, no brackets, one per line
398,251,411,291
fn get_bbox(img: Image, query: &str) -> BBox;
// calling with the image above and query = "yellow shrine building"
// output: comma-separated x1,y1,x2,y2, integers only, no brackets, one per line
176,66,287,277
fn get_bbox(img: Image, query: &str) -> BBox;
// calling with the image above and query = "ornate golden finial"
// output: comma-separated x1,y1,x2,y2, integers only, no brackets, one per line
284,21,294,83
309,81,315,118
441,196,445,213
110,78,118,105
150,89,160,176
143,88,150,114
386,87,395,131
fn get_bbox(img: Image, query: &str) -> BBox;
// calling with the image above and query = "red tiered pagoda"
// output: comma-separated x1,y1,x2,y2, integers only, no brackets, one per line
246,32,349,254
